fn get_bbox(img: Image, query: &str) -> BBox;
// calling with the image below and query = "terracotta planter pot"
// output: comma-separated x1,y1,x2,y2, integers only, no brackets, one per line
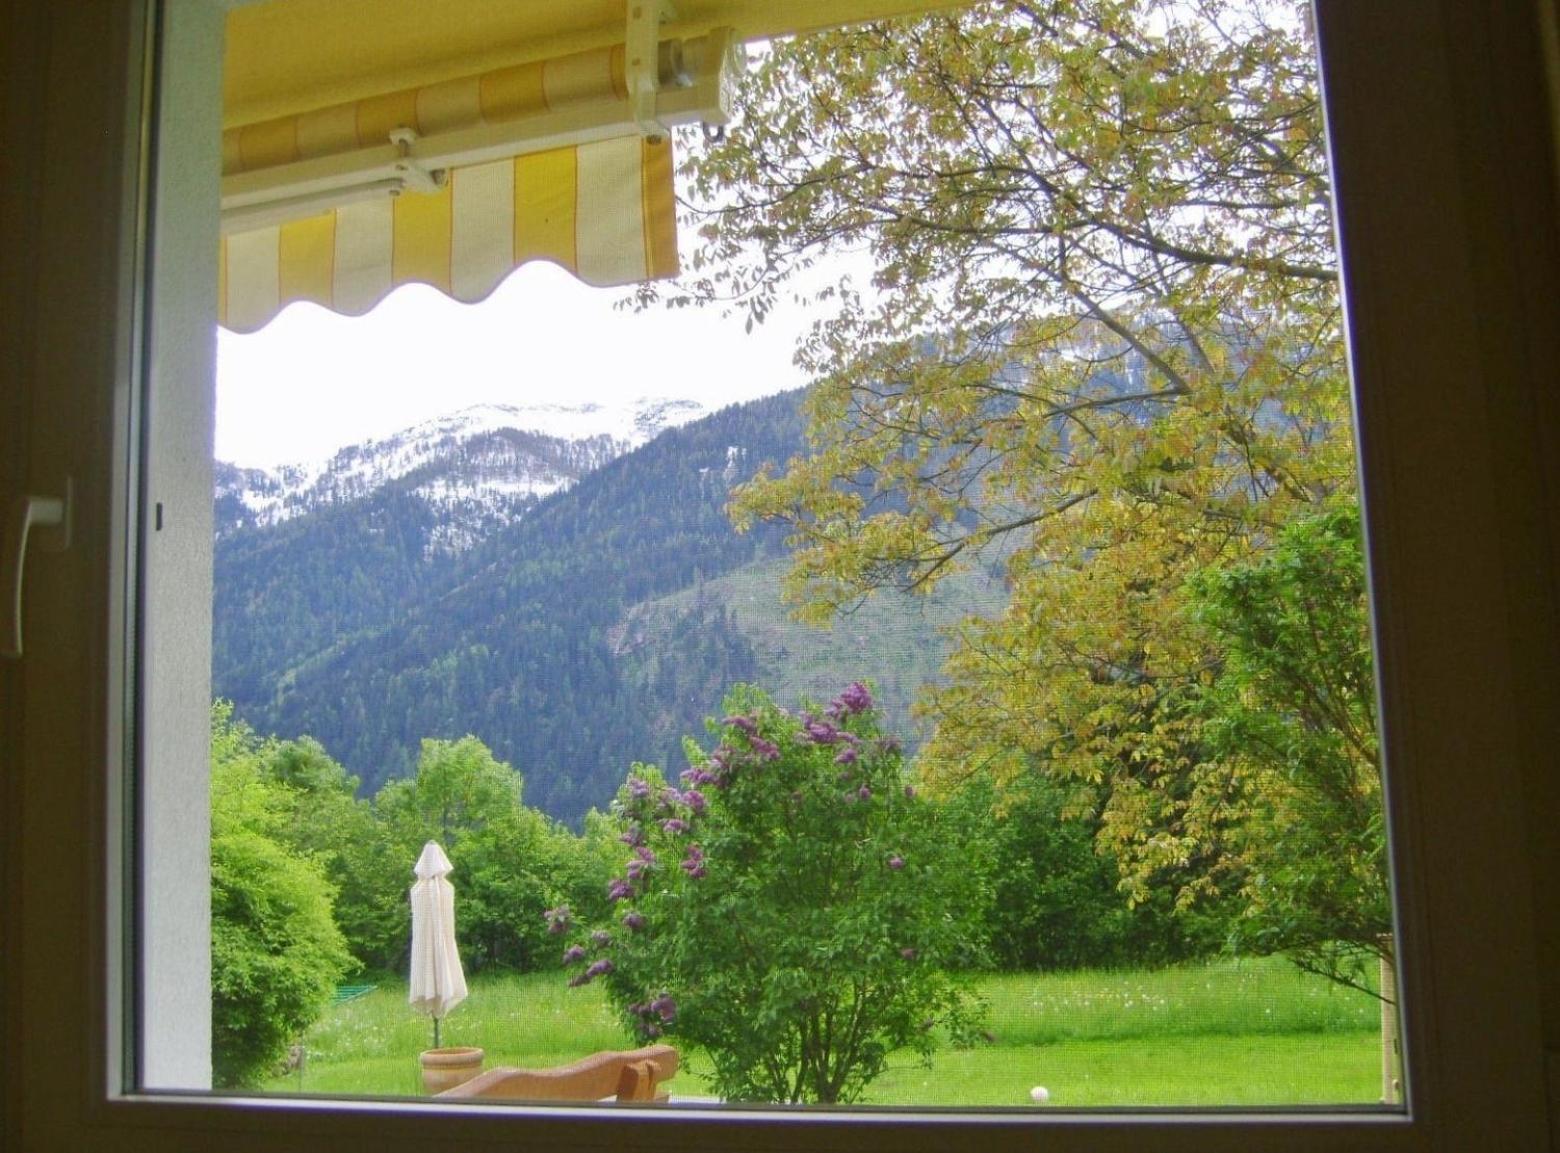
419,1046,485,1095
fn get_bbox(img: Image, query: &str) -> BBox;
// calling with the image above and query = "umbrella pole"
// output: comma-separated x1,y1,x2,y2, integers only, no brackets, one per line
434,1015,441,1050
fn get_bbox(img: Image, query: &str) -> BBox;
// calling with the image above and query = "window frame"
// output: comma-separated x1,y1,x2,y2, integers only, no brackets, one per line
2,0,1555,1149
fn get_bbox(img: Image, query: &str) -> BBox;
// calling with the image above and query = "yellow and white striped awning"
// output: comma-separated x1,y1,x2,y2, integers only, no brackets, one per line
219,136,675,332
219,34,688,333
220,137,675,332
220,0,964,332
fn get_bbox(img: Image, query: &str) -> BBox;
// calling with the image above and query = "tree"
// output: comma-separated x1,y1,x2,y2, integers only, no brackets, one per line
561,684,985,1104
210,705,352,1088
1181,507,1389,987
256,736,405,974
375,737,582,973
945,773,1227,971
652,0,1368,966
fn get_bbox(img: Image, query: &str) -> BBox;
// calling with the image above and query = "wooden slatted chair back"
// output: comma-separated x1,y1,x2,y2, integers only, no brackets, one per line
435,1045,678,1104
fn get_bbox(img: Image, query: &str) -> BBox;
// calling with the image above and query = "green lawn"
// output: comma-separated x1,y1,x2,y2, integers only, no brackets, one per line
268,957,1386,1107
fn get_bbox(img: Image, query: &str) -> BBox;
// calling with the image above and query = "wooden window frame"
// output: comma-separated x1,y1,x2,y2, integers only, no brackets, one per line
1,0,1554,1149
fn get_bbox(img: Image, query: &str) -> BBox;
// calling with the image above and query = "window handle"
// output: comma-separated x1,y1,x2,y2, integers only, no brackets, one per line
2,481,72,660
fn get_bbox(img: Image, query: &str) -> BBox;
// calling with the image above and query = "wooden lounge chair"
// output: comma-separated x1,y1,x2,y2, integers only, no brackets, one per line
435,1045,678,1104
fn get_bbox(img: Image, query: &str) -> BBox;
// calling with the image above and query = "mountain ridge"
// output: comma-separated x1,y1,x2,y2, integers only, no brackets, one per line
214,396,711,538
212,388,1003,824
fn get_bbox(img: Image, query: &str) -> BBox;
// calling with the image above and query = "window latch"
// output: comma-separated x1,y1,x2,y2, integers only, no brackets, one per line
2,480,72,660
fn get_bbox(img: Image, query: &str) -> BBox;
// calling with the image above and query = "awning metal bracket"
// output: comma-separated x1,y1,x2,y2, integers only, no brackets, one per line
627,1,674,140
388,127,448,195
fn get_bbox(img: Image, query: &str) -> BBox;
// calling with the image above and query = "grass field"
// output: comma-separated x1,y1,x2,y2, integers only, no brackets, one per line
267,957,1386,1107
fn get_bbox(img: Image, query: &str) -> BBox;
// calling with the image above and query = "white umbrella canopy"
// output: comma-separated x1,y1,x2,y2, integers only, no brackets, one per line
408,840,468,1048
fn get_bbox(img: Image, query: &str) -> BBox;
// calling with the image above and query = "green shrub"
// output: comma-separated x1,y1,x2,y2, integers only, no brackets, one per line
210,705,352,1087
948,775,1228,971
561,683,986,1104
211,827,353,1087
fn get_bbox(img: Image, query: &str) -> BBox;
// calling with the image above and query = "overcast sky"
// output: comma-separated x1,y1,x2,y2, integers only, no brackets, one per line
214,260,846,468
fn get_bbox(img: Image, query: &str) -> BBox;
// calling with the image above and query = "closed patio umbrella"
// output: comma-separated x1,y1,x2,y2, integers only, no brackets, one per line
408,841,468,1049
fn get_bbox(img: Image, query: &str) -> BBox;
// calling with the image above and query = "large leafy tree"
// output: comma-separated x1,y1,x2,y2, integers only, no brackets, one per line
657,1,1380,966
1185,508,1389,986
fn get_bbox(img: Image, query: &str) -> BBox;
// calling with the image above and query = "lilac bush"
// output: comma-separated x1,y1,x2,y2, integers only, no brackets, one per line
558,683,985,1104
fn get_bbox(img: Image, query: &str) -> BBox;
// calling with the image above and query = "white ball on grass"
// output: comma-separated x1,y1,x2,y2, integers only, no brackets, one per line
1030,1086,1050,1103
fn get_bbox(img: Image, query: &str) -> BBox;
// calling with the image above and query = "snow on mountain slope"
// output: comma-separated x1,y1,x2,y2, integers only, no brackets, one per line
214,396,709,547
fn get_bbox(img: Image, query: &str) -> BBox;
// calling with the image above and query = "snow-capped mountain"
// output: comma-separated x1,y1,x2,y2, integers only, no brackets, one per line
213,397,709,549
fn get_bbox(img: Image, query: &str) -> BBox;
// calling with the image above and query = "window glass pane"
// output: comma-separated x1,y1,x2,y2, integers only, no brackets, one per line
146,0,1407,1112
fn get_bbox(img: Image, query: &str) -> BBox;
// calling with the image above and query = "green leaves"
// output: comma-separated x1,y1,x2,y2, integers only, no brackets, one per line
211,706,353,1088
1185,507,1390,980
659,0,1381,988
210,707,613,1085
565,685,986,1103
375,737,588,975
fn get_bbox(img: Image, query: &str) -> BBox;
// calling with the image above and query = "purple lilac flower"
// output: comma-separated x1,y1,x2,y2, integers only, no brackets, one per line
887,854,905,871
607,878,633,901
562,945,586,964
680,845,706,879
662,817,689,835
837,681,873,715
834,746,858,765
723,715,758,736
857,784,873,801
629,777,652,800
619,824,645,847
544,905,571,934
659,787,682,813
804,719,842,745
749,736,780,761
623,911,647,931
681,789,707,814
591,929,613,949
627,848,656,881
649,994,677,1022
584,958,614,979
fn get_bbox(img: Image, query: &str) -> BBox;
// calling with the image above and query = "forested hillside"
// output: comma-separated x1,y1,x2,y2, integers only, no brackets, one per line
215,393,789,820
214,389,1011,822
